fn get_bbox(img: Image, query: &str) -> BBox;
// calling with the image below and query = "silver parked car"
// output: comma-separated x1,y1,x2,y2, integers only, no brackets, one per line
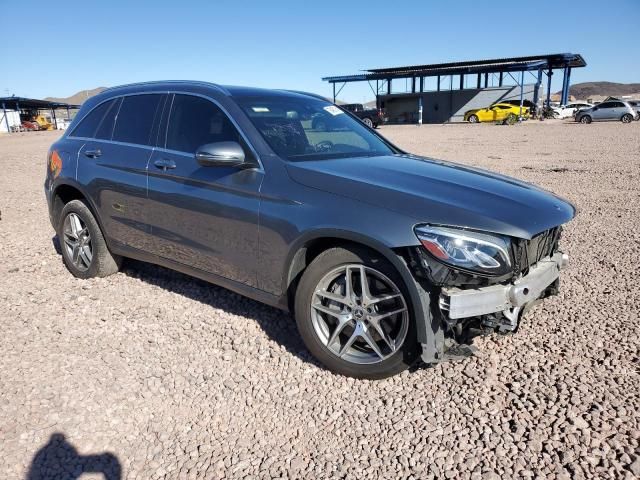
575,100,637,124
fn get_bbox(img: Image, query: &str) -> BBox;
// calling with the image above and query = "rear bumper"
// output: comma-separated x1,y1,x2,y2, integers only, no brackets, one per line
440,252,569,319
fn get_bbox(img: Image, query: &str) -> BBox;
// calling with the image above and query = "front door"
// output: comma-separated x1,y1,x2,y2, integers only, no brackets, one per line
146,94,263,287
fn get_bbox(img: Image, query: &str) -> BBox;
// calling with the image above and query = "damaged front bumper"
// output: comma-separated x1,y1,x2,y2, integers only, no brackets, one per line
439,252,569,320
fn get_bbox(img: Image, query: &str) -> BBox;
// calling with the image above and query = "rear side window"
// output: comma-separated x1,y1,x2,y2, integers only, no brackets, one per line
112,94,163,145
70,100,113,138
95,98,121,140
166,94,240,153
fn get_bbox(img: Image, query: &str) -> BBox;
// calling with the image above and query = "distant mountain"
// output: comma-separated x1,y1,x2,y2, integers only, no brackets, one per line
556,82,640,99
45,87,107,105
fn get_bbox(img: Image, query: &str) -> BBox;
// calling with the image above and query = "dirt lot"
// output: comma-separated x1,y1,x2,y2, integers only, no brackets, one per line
1,122,639,479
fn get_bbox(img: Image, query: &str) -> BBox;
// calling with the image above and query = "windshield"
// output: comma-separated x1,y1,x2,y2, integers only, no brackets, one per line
235,95,396,161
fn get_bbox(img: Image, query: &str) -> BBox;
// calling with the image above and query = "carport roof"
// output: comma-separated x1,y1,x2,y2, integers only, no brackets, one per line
0,96,81,110
323,53,586,83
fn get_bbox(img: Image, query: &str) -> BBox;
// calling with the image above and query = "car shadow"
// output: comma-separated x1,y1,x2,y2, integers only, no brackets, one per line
26,432,121,480
119,257,319,368
51,235,427,375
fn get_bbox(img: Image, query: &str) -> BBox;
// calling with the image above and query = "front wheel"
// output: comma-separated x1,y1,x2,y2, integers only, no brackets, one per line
58,199,122,279
579,115,592,124
362,117,374,128
294,247,417,379
468,114,479,123
621,113,633,123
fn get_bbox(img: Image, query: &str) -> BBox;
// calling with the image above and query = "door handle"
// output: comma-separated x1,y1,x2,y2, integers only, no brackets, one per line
84,149,102,158
154,158,177,171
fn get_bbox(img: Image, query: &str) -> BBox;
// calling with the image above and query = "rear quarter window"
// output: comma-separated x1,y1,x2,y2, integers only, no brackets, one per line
70,100,113,138
112,94,163,145
94,98,121,140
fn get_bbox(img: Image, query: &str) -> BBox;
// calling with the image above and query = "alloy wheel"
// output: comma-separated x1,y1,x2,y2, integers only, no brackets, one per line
63,213,93,271
310,264,409,365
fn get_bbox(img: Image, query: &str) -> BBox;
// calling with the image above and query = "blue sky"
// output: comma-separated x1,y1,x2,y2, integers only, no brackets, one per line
1,0,638,102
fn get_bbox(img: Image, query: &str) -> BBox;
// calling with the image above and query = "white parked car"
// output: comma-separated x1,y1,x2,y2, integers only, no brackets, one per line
552,102,593,119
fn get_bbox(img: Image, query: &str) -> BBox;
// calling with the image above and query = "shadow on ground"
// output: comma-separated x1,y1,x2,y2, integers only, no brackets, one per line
52,236,427,374
121,258,318,367
27,432,121,480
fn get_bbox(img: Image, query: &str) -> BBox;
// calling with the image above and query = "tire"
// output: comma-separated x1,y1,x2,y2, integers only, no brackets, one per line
362,117,374,128
57,199,122,279
294,247,418,379
468,114,479,123
580,115,592,124
621,113,633,123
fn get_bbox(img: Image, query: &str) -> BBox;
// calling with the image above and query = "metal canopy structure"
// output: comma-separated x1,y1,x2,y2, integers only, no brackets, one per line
0,96,80,133
322,53,587,112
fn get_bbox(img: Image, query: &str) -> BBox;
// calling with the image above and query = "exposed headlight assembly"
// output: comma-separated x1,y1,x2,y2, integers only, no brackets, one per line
415,225,512,276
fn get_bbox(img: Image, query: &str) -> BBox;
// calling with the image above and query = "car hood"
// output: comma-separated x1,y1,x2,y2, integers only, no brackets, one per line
285,154,575,240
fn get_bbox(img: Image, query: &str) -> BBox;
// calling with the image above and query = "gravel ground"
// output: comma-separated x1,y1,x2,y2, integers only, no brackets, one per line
1,122,639,479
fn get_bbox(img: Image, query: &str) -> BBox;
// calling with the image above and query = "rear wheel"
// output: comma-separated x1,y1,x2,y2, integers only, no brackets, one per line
580,115,592,124
362,117,374,128
468,114,479,123
58,199,122,279
621,113,633,123
294,247,417,379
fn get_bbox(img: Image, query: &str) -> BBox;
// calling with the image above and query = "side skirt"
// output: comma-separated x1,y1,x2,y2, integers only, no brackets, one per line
110,242,289,312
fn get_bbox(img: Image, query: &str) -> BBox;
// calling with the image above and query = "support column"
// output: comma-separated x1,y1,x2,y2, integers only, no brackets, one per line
499,72,503,87
411,77,416,93
2,102,10,133
477,73,481,89
437,76,441,92
387,79,391,95
332,83,336,103
519,71,525,120
419,77,423,93
561,67,572,105
545,68,553,107
459,74,464,90
484,72,489,88
533,68,543,106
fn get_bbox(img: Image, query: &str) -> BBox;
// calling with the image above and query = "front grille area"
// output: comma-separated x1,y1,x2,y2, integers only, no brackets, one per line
515,227,561,275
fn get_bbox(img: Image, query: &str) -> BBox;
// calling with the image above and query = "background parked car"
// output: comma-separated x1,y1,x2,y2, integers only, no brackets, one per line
340,103,384,128
627,100,640,120
464,103,530,123
498,99,538,117
575,100,637,124
21,120,40,131
552,102,593,119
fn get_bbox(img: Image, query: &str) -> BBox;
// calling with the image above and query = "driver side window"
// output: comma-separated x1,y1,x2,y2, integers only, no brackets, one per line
166,94,240,153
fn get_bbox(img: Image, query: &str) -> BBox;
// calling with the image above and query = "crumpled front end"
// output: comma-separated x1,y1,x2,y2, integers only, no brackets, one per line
404,226,570,363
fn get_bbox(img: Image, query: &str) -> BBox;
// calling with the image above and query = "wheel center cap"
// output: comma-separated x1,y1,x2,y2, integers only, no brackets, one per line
354,308,365,319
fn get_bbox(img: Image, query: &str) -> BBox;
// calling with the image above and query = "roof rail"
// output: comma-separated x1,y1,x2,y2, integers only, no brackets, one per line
101,80,231,96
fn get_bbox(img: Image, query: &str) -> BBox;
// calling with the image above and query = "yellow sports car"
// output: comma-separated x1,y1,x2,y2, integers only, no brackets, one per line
464,103,530,123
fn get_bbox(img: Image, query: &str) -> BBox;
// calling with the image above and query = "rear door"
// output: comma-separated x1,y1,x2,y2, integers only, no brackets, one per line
146,93,263,287
77,93,166,251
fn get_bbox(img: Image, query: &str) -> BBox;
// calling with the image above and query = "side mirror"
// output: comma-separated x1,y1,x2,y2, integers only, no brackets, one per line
195,141,246,167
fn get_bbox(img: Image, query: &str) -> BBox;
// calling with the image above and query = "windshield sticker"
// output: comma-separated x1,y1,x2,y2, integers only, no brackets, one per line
323,105,343,116
252,107,270,112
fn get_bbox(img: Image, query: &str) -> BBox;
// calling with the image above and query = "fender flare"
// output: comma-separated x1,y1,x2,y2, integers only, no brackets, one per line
282,228,440,358
50,179,111,248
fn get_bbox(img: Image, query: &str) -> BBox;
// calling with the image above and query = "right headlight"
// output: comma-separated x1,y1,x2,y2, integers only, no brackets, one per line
414,225,512,276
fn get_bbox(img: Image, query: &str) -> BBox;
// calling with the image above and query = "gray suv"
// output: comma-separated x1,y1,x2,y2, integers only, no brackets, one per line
45,81,575,379
575,100,637,123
